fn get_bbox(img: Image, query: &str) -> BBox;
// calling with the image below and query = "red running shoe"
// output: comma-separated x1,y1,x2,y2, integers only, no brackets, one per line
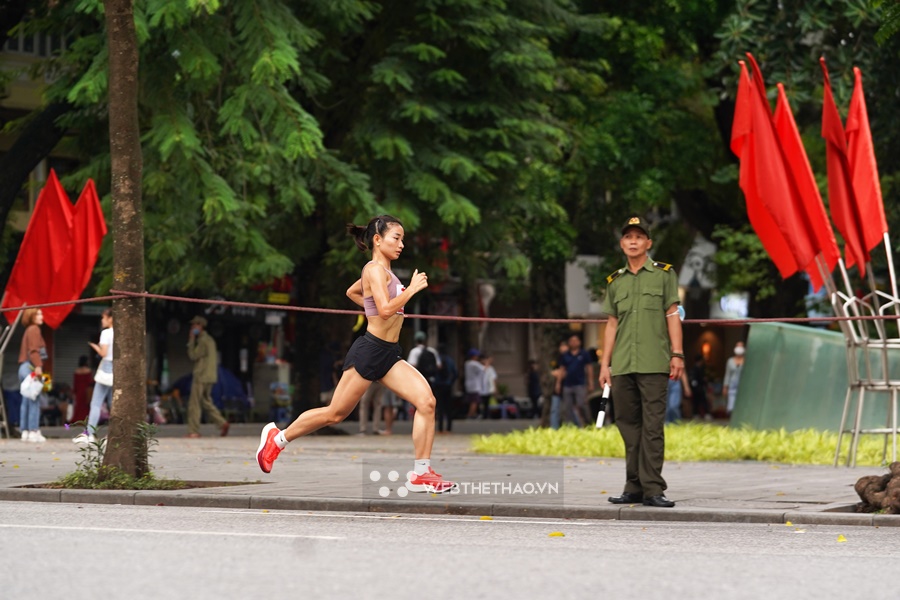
405,467,457,494
256,423,283,473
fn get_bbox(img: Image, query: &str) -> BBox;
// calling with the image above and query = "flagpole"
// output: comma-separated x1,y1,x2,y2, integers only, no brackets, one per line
815,255,838,296
863,263,888,342
883,233,900,315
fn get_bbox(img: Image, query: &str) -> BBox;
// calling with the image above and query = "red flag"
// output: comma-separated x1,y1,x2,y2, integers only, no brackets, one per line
773,83,841,291
821,58,869,274
731,57,819,279
846,67,887,257
731,60,797,278
2,170,73,324
41,179,108,327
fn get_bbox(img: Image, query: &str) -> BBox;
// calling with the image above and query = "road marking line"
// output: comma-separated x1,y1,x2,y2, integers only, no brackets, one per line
199,509,600,527
0,523,342,540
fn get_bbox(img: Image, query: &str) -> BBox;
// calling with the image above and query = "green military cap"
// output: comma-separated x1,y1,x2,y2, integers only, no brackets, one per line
621,216,651,237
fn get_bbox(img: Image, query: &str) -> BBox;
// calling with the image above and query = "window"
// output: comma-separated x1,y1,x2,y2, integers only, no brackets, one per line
3,28,67,57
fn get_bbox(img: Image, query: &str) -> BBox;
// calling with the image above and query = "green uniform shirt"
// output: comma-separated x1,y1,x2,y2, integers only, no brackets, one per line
187,330,219,384
601,258,680,375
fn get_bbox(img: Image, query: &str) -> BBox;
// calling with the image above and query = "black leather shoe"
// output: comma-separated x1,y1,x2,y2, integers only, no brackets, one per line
608,492,643,504
642,494,675,508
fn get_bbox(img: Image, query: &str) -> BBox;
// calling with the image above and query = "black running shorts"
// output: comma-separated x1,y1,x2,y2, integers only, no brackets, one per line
343,332,404,381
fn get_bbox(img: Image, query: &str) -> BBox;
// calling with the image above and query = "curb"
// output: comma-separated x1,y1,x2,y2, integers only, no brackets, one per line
1,487,895,527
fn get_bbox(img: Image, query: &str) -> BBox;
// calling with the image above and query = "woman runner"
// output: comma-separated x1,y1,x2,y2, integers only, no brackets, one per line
255,215,456,493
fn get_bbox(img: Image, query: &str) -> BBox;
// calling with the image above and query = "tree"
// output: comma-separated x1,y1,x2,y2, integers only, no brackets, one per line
103,0,146,476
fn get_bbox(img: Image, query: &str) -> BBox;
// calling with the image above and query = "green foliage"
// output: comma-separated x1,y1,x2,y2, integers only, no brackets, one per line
24,0,376,296
473,422,892,465
54,422,185,490
711,223,779,300
8,0,897,317
713,0,883,107
539,0,731,284
11,0,614,300
875,0,900,44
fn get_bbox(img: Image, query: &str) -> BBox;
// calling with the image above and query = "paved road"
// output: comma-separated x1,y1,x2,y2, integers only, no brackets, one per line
1,501,896,600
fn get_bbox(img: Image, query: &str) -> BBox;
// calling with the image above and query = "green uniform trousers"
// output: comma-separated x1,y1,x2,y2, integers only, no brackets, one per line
187,381,227,434
612,373,668,497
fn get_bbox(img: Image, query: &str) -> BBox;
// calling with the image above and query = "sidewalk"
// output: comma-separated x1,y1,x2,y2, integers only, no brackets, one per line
0,420,895,527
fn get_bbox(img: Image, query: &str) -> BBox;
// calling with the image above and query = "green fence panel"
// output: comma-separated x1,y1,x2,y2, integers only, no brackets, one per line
732,322,898,432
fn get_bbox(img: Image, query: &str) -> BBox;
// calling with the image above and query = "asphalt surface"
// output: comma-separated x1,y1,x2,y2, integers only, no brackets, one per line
5,502,896,600
0,419,895,527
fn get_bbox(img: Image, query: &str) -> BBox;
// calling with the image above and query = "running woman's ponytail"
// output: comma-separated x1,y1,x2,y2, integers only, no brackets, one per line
346,215,403,252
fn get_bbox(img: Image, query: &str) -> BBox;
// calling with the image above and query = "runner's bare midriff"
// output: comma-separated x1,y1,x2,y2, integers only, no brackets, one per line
365,312,404,343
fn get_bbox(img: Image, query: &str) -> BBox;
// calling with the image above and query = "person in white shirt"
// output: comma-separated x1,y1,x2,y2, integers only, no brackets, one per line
407,331,441,386
464,349,484,419
480,353,498,419
74,309,113,444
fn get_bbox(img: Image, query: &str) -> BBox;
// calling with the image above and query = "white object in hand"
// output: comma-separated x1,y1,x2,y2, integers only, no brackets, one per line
595,384,611,428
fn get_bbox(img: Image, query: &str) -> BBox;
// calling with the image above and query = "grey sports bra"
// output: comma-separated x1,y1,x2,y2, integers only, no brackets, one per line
362,262,405,317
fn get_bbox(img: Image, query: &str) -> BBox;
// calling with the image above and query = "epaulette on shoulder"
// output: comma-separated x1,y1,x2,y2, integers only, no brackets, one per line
606,267,625,284
653,261,673,272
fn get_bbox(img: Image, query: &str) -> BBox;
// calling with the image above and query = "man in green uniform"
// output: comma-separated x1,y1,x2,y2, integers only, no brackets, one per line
598,217,685,508
186,315,230,438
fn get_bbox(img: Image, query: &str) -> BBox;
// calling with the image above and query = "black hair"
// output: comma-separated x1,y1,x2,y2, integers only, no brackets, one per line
346,215,403,252
78,355,89,367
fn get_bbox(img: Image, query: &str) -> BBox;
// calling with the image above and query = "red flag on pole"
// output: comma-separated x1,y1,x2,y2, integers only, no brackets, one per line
41,179,108,327
731,60,798,278
773,83,841,291
731,57,820,279
821,58,870,275
846,67,887,257
2,169,74,324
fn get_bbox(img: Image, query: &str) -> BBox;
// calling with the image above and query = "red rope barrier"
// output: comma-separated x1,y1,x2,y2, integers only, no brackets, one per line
0,295,128,314
102,289,900,326
0,288,893,326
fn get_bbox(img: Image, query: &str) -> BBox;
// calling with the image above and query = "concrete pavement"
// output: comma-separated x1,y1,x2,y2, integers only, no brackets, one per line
0,419,895,527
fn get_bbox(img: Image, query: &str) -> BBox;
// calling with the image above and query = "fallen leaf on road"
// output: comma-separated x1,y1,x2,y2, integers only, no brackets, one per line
837,535,847,543
548,532,565,537
480,516,493,521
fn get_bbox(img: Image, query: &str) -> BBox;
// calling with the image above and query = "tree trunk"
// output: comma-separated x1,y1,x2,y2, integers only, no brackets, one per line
103,0,146,477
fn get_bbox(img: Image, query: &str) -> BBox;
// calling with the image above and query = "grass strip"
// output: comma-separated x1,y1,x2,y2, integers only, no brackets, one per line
472,422,894,466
